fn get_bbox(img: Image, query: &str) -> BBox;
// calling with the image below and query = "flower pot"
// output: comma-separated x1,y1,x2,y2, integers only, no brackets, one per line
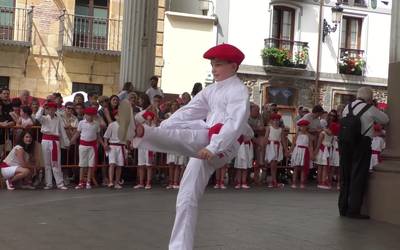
263,56,277,66
295,64,307,69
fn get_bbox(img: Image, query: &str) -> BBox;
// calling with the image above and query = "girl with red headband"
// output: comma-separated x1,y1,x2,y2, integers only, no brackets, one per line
290,119,314,189
370,124,386,172
264,113,288,188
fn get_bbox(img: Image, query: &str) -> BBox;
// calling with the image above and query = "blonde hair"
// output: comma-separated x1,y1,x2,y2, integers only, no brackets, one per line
356,87,373,102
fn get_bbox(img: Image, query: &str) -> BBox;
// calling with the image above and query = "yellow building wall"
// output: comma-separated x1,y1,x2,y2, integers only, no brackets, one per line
0,0,123,98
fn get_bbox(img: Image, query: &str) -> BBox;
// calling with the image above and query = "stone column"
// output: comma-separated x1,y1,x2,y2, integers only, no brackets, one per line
365,0,400,225
120,0,157,92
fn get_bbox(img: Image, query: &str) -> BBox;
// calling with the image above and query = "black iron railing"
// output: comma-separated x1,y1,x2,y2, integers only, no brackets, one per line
0,6,33,44
262,38,309,68
59,11,122,52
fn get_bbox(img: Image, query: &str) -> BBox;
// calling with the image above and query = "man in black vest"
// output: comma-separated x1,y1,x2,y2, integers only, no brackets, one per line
339,87,389,219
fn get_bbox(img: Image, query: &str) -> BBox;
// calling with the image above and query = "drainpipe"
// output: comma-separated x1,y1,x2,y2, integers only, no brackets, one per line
315,0,324,105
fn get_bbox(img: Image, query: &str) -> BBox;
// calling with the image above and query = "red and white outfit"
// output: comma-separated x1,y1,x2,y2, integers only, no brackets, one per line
1,145,29,179
104,121,129,166
330,136,340,167
291,134,311,169
314,131,333,166
234,134,254,169
265,126,283,163
77,119,100,168
167,153,186,166
36,107,70,188
370,136,385,170
132,75,250,250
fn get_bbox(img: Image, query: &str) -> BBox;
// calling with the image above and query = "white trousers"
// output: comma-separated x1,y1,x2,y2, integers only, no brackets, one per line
133,125,239,250
41,140,64,187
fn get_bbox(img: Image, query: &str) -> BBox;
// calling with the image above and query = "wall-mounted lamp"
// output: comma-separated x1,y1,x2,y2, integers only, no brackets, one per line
322,2,344,42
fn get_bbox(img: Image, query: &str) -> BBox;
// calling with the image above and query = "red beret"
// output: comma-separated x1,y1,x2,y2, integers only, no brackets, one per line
270,113,281,120
46,102,57,109
203,43,245,65
142,111,155,120
329,122,340,136
373,124,382,132
84,107,97,116
297,119,310,127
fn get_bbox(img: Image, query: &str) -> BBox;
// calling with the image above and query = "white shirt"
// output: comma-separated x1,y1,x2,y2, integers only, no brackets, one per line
104,121,131,144
77,119,100,141
145,87,164,103
4,145,29,166
36,107,70,147
160,75,250,154
342,100,389,138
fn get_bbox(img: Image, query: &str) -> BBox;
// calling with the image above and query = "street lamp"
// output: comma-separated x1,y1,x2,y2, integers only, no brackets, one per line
322,2,344,42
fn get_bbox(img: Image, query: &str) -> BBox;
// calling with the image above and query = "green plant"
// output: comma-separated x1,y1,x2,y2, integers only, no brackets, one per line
261,47,289,66
338,51,366,75
294,46,309,65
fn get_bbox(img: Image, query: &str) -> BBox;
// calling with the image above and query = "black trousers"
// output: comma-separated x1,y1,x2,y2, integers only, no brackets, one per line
338,136,372,216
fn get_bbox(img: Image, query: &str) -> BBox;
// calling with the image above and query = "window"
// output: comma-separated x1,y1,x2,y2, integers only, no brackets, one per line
0,0,14,40
341,16,362,49
333,92,356,109
72,82,103,95
0,76,10,90
342,0,367,7
267,87,296,106
74,0,109,49
271,6,295,50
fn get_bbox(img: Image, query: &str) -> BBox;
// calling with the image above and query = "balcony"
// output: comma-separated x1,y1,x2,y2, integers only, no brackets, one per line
338,48,365,76
0,6,33,47
262,38,309,69
59,12,122,56
342,0,368,7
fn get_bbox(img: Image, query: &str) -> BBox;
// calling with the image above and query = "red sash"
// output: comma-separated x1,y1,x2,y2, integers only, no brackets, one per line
80,139,98,167
208,123,244,158
372,150,382,163
109,143,127,165
297,145,310,177
0,162,9,168
42,134,60,161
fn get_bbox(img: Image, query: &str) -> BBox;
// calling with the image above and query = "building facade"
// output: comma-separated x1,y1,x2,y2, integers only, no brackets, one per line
0,0,123,98
158,0,391,131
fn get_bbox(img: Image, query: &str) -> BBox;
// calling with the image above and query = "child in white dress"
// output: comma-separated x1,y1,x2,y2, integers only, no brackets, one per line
328,122,341,190
234,132,254,189
290,119,313,189
314,124,333,189
370,124,386,171
264,113,288,188
134,111,156,190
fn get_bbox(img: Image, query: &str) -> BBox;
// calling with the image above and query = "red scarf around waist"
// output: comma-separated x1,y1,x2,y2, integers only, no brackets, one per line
372,150,382,163
80,139,98,167
297,145,310,177
0,162,9,168
109,143,127,165
42,134,60,162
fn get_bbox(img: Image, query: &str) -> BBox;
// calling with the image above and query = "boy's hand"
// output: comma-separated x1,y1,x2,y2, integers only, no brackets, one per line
198,148,215,160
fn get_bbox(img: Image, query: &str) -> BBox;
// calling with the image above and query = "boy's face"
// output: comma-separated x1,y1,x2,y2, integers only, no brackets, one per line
75,106,83,115
90,95,98,104
47,107,56,116
211,59,237,82
85,115,94,122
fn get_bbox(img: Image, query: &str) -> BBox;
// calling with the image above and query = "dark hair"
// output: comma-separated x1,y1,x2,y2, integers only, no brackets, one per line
191,82,203,97
108,95,120,121
11,98,22,108
22,106,32,116
150,76,159,82
53,92,62,98
122,82,134,91
312,105,324,114
65,101,74,108
74,93,85,102
87,92,98,98
139,93,151,109
16,130,34,154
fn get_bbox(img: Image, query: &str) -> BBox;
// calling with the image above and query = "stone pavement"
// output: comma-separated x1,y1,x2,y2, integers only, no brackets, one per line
0,187,399,250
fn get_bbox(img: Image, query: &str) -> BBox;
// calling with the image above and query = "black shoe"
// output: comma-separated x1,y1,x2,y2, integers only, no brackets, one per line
347,213,370,220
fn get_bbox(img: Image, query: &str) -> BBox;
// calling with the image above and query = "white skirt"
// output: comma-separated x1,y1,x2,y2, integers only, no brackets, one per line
330,148,340,167
265,141,283,163
314,146,331,166
138,148,153,166
370,152,380,170
1,166,18,179
234,143,253,169
291,146,307,167
167,153,185,165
